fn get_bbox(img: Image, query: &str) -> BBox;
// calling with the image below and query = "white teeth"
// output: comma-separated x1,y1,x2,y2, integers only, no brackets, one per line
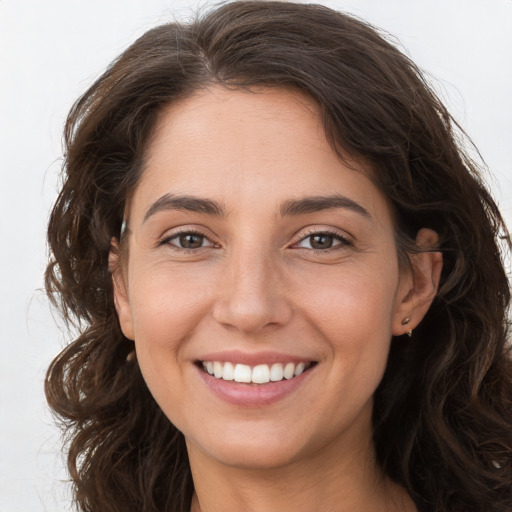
294,362,306,377
283,362,295,380
233,363,252,383
213,361,223,378
251,364,270,384
270,363,284,381
201,360,312,384
223,362,234,381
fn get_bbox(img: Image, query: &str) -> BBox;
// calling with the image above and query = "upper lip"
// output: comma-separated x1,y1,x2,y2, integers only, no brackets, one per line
196,350,316,366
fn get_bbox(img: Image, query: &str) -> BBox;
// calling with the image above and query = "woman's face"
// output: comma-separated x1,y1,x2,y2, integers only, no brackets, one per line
113,87,417,470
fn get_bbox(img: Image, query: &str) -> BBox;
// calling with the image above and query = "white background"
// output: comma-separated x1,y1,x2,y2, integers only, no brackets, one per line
1,1,511,510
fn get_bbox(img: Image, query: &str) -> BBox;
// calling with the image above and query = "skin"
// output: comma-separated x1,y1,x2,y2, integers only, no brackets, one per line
111,87,442,512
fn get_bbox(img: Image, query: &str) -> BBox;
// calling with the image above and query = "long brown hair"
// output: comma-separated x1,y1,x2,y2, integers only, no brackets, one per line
45,2,512,511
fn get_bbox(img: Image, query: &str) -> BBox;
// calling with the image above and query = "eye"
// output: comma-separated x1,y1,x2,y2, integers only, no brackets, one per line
295,231,352,250
160,230,216,250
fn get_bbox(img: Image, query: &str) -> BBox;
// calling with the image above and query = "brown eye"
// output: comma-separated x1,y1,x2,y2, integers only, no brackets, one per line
295,231,352,251
309,234,335,249
178,233,205,249
161,230,216,250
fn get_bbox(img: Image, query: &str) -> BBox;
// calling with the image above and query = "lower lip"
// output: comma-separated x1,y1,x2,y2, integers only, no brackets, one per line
196,366,313,407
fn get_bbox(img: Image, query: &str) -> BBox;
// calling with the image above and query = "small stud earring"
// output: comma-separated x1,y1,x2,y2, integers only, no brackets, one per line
401,318,413,337
120,219,127,237
126,350,136,363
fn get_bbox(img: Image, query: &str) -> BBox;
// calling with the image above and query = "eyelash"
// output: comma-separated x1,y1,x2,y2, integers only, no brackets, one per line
158,229,218,253
293,228,353,252
159,228,353,254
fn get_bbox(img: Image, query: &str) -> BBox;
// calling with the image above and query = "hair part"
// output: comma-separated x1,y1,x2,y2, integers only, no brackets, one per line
46,2,512,511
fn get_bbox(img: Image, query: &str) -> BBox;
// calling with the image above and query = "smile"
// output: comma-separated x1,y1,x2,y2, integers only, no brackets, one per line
200,361,315,384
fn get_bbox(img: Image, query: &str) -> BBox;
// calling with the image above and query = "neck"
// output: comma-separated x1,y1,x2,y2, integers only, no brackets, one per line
187,425,416,512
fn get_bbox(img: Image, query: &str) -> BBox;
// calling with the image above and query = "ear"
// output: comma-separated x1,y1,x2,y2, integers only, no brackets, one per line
392,228,443,336
109,240,135,340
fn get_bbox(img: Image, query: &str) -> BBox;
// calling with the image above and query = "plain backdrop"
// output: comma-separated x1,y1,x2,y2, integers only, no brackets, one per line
1,0,511,510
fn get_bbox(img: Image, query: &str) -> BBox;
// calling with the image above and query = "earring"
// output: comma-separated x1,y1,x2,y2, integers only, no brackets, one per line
120,219,128,237
126,349,136,363
401,317,413,337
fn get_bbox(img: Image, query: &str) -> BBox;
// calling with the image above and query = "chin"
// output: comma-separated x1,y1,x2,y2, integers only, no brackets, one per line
186,426,309,470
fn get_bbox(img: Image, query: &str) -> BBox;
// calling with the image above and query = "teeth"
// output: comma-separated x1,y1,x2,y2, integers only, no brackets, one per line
213,361,223,378
233,364,252,383
252,364,270,384
294,362,306,376
223,362,234,381
270,363,284,382
201,361,311,384
283,362,295,380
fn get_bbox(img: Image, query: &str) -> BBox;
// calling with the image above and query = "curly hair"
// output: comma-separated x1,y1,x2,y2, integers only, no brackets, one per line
45,2,512,511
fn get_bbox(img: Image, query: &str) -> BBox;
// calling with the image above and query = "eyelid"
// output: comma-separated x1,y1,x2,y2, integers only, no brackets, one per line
158,225,220,249
156,224,353,252
290,226,354,250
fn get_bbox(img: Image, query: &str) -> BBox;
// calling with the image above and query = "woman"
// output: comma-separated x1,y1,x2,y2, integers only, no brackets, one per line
45,1,512,511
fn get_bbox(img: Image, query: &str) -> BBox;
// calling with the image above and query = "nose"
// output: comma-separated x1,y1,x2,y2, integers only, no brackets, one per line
212,246,293,334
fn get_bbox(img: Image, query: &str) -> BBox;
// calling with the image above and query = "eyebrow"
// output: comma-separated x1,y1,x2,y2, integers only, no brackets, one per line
143,193,371,223
280,194,372,220
143,194,226,222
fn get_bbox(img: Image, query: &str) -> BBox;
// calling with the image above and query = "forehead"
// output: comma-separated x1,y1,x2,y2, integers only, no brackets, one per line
129,86,392,226
146,86,333,181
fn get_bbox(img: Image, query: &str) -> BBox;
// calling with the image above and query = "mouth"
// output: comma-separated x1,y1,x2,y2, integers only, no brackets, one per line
197,360,317,384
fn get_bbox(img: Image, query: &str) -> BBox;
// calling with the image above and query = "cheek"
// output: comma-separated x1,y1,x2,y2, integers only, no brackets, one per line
298,259,399,334
126,265,215,428
127,264,214,381
296,261,399,384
